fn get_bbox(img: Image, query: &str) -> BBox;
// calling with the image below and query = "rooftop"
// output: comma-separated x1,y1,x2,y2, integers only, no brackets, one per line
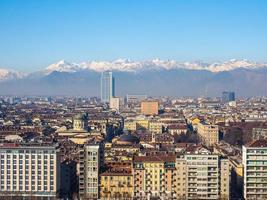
246,139,267,148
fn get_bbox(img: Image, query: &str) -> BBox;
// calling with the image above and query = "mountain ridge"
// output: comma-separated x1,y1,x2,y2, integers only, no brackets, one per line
1,58,267,81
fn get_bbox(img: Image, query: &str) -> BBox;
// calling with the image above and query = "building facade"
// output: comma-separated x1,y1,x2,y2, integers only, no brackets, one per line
100,163,133,200
0,144,60,199
243,139,267,200
197,122,219,146
101,71,115,103
184,154,230,200
140,101,159,115
133,155,176,199
79,143,100,200
109,97,120,112
222,91,235,103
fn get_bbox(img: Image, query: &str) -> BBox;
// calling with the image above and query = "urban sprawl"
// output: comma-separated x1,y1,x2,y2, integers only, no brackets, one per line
0,72,267,200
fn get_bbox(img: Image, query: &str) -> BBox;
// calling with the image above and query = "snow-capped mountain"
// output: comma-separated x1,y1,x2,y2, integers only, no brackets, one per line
0,68,26,81
0,58,267,97
43,59,267,74
44,60,80,74
0,59,267,81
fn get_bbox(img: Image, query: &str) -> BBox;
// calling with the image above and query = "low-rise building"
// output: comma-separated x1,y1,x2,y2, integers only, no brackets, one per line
197,122,219,146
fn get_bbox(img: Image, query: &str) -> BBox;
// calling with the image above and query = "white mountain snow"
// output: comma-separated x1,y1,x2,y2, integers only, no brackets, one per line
44,59,267,74
0,59,266,81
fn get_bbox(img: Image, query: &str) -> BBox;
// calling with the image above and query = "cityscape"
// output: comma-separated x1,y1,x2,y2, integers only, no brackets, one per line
0,1,267,200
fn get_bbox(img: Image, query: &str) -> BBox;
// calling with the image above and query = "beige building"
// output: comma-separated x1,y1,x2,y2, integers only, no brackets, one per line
109,97,120,112
148,121,163,134
124,120,137,131
133,155,176,199
100,163,133,199
197,122,219,146
124,119,162,134
57,114,103,144
141,101,159,115
132,151,230,200
0,144,60,199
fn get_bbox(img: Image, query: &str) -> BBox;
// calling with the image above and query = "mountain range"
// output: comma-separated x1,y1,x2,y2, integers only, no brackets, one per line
0,59,267,97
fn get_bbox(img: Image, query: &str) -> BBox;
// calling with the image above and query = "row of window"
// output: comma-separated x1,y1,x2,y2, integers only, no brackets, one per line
0,185,54,191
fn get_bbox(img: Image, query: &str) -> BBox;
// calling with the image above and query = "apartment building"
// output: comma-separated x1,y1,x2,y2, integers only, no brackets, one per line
183,154,230,200
243,139,267,200
79,142,100,200
197,122,219,146
148,121,163,134
0,144,60,199
100,162,133,199
133,155,176,199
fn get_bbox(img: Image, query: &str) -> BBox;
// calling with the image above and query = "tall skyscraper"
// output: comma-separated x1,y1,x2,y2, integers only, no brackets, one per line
222,91,235,103
101,72,115,103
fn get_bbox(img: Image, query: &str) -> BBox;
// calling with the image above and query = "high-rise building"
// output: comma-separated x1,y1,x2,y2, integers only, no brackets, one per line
79,142,101,200
101,72,115,103
184,154,230,200
222,91,235,103
140,101,159,115
243,139,267,200
0,144,60,199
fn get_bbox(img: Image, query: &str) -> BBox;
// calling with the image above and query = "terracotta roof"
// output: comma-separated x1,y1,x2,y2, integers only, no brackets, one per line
133,155,175,163
168,124,187,129
247,139,267,148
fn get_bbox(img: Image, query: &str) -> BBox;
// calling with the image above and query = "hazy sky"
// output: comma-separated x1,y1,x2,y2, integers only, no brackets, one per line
0,0,267,71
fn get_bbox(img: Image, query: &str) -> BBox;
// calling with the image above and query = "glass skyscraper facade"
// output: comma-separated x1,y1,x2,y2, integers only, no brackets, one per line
222,91,235,103
101,72,115,103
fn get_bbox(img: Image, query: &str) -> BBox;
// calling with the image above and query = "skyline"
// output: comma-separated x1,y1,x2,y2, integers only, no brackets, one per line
0,0,267,71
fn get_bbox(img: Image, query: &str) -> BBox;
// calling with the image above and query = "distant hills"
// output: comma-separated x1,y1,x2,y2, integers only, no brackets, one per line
0,59,267,97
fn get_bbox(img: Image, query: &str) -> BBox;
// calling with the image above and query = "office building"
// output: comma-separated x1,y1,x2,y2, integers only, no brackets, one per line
0,144,60,199
222,91,235,103
243,139,267,200
140,101,159,115
101,72,115,103
79,142,100,200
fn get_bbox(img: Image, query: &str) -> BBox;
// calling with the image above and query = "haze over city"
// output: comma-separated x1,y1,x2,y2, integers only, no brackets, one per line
0,1,267,200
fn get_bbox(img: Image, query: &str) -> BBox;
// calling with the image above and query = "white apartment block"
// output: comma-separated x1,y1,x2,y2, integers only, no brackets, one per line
184,154,230,200
79,143,100,200
243,139,267,200
0,144,60,199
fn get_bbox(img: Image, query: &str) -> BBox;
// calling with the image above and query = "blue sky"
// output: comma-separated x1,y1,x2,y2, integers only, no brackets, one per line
0,0,267,71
